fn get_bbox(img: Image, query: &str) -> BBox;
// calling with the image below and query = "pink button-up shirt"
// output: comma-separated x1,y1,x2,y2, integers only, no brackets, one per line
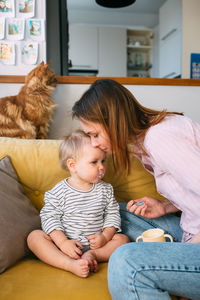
135,114,200,241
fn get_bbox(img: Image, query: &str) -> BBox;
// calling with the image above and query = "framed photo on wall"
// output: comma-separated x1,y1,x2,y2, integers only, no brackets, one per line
0,17,5,39
16,0,35,18
190,53,200,79
0,0,15,17
6,18,25,40
21,41,38,64
0,41,15,64
27,19,45,41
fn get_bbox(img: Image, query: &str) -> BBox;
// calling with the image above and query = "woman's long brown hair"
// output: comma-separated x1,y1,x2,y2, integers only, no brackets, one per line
72,79,183,173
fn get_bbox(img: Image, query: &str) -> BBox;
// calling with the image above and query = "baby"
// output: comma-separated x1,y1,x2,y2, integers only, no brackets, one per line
27,130,129,277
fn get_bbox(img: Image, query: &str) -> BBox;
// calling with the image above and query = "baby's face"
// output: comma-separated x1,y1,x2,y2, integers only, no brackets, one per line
75,142,106,184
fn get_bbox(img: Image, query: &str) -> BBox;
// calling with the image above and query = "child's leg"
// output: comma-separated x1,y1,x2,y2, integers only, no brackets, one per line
27,230,89,278
82,234,129,270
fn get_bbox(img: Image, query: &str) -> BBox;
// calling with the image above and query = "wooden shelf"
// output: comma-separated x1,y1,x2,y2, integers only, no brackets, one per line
127,45,152,50
1,75,200,86
127,64,152,71
127,28,153,77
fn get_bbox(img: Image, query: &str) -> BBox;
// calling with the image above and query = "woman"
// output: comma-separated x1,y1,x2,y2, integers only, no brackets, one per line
72,78,200,300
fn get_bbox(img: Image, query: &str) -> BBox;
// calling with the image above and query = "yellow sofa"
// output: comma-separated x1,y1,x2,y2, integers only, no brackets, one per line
0,137,167,300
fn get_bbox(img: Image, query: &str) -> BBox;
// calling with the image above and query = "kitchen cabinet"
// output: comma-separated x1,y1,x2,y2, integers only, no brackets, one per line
159,29,182,78
159,0,182,40
68,25,153,77
68,24,98,70
127,28,153,77
69,24,126,76
159,0,182,78
98,27,126,77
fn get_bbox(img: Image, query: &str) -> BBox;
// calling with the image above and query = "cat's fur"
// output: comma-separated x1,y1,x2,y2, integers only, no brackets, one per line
0,61,57,139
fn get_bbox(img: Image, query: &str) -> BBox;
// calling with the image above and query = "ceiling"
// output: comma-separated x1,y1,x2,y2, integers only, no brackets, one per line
67,0,166,14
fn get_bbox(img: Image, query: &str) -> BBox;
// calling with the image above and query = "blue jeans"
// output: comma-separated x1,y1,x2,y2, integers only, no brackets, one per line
108,203,200,300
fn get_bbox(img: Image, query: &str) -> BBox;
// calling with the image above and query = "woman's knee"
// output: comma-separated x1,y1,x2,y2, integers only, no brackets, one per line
108,243,138,298
108,243,136,280
108,243,154,287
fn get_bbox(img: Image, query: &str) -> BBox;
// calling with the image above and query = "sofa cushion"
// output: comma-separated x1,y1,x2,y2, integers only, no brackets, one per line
0,137,165,211
0,138,69,210
0,156,41,273
0,259,112,300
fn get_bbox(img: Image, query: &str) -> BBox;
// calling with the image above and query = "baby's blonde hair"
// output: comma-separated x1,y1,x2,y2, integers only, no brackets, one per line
59,130,90,171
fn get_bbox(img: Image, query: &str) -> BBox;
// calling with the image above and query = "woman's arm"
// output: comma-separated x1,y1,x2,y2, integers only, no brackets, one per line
162,199,179,214
146,125,200,199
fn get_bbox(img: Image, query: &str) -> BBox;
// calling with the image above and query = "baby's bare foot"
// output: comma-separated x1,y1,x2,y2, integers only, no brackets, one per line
66,258,89,278
82,250,98,273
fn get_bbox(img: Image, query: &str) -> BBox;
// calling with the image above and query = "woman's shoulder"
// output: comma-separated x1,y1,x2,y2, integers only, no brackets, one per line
148,115,198,136
153,114,187,128
144,115,200,149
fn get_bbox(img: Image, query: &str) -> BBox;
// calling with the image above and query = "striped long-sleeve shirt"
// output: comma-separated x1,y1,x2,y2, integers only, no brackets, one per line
40,179,121,247
135,114,200,241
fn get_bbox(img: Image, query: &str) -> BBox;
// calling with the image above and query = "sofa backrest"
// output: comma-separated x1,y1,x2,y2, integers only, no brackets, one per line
0,137,165,211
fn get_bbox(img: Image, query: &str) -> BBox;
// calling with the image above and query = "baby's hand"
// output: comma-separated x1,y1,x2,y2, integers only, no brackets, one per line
88,233,107,249
60,239,83,259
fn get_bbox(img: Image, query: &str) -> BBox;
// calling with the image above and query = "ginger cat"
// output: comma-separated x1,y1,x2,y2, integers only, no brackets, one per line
0,62,57,139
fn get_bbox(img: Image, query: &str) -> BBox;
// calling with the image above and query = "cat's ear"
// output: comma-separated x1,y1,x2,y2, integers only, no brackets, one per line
43,61,50,69
42,61,51,72
46,61,51,66
43,63,49,71
40,61,45,66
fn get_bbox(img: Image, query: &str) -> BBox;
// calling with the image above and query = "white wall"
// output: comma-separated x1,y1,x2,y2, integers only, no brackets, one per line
151,25,159,78
49,84,200,138
1,82,200,139
68,9,158,28
182,0,200,78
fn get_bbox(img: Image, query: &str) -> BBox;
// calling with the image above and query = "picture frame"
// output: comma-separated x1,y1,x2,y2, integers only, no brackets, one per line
27,19,45,41
21,41,38,64
16,0,35,18
6,18,25,40
0,0,15,18
0,17,5,39
0,41,15,64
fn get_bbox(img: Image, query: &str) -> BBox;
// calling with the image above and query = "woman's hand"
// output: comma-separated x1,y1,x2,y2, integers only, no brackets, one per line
126,197,167,219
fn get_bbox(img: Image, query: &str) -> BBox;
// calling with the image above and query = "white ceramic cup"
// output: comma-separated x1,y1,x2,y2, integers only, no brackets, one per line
136,228,173,243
